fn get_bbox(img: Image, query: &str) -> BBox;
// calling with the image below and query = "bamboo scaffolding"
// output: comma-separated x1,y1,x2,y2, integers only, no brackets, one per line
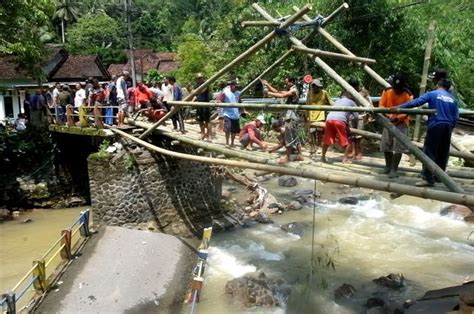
309,121,474,162
167,100,436,114
292,45,376,64
281,6,464,193
138,4,312,140
110,125,474,207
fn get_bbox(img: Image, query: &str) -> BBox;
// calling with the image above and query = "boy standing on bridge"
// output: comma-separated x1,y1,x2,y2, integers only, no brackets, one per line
398,78,459,187
379,74,413,178
116,71,130,127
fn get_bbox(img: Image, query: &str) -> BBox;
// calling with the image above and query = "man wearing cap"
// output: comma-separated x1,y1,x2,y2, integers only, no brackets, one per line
428,68,455,96
306,78,333,155
379,74,413,178
239,115,268,151
217,80,241,147
398,78,459,187
192,73,212,141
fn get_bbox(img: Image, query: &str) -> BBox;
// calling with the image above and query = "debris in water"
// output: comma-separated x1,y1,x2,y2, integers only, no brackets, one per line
154,300,160,306
57,281,63,285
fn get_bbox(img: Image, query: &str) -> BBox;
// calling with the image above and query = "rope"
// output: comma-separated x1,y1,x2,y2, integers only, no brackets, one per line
310,179,318,286
275,15,325,36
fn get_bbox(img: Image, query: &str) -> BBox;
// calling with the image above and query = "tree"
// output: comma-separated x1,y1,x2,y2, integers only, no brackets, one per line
0,0,55,80
176,34,216,85
53,0,80,43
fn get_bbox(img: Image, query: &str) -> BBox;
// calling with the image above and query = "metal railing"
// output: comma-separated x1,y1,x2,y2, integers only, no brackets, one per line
0,209,91,314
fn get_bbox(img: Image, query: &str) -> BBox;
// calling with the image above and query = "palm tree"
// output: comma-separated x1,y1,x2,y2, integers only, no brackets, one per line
53,0,79,43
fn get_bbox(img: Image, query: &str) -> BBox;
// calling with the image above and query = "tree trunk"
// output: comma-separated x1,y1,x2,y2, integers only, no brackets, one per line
61,19,65,43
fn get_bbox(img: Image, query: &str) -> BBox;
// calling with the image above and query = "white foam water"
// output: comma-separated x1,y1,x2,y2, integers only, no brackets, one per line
207,246,257,278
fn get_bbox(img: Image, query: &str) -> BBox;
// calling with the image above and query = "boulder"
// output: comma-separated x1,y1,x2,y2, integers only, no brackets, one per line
278,176,298,187
0,208,10,219
373,273,405,290
254,213,273,224
222,190,232,200
227,187,237,193
338,197,359,205
287,201,302,211
280,222,309,237
334,283,357,301
440,204,473,219
65,196,87,208
225,272,290,308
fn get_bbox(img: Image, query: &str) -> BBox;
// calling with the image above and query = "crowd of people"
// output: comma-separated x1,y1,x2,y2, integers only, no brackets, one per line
16,68,458,186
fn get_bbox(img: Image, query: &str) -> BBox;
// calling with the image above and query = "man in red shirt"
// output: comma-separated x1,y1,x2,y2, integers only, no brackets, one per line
239,115,268,151
134,81,153,109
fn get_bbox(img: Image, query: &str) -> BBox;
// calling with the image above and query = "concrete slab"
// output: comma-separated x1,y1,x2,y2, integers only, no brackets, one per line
36,226,196,313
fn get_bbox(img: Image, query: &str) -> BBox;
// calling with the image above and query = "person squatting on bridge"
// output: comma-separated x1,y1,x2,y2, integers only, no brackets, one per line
261,77,304,164
379,74,413,178
321,89,358,164
239,115,268,151
305,78,333,155
398,78,459,187
217,80,241,147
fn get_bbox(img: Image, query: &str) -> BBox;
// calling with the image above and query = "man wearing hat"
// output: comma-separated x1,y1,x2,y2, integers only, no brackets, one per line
217,80,241,147
306,78,333,155
193,73,212,141
379,73,413,178
428,68,455,95
239,115,268,151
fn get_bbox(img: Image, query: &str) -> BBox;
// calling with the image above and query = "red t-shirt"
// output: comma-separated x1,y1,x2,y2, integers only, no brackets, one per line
240,122,262,145
135,86,153,105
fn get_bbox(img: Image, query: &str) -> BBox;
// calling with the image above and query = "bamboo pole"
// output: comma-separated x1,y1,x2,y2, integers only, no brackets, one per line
414,21,437,143
292,6,390,88
109,126,474,207
168,100,436,114
309,121,474,162
242,20,288,27
258,4,464,194
293,45,376,64
321,3,349,27
138,4,312,140
240,49,294,95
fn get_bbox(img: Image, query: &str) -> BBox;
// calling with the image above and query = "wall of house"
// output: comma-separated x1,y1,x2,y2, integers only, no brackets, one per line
0,89,23,121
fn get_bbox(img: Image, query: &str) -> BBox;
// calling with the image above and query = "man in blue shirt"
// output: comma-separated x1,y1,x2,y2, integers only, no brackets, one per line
399,79,459,187
218,80,241,147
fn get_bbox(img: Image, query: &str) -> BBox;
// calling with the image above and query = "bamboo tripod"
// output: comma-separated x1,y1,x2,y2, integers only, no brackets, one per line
133,2,465,194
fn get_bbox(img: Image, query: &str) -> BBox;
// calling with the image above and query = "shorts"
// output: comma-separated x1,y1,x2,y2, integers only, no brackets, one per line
240,129,261,147
196,107,211,123
380,125,408,153
118,97,128,114
323,120,349,147
284,120,300,149
223,117,240,133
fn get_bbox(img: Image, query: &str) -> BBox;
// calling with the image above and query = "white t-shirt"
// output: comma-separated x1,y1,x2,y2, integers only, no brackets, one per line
74,88,86,107
53,88,60,104
161,83,173,102
150,87,165,98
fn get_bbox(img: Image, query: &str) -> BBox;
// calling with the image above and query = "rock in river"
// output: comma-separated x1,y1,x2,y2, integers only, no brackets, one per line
338,196,359,205
225,272,290,307
287,201,302,211
334,283,357,301
278,176,298,187
254,213,273,224
280,222,309,237
373,273,405,290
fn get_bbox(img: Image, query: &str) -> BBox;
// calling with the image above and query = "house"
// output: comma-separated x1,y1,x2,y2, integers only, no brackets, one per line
107,49,179,82
0,48,109,121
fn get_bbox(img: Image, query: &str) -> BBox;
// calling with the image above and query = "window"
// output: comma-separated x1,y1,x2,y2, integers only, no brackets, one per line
4,96,13,118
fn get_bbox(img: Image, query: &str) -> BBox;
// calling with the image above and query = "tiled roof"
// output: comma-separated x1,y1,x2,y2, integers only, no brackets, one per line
158,61,179,73
108,64,129,77
155,52,177,61
52,55,109,81
0,56,29,80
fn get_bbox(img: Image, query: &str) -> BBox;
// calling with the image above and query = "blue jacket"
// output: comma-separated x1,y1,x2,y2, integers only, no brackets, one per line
400,89,459,129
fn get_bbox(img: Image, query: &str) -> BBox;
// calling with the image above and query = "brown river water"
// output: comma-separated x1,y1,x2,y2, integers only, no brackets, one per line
0,207,85,293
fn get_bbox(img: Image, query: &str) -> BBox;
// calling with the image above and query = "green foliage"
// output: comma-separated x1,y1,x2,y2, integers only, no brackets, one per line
176,34,217,85
67,13,124,52
144,69,164,84
0,126,55,179
0,0,55,79
124,154,137,171
91,139,110,160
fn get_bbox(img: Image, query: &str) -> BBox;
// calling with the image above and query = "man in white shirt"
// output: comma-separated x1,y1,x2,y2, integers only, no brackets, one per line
116,71,130,127
74,83,86,108
161,77,174,103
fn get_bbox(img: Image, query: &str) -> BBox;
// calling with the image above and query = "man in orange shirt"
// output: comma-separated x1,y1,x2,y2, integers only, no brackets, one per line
134,81,153,109
379,74,413,178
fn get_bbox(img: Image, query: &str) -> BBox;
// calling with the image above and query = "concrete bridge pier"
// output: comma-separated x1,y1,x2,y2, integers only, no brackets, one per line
88,138,229,237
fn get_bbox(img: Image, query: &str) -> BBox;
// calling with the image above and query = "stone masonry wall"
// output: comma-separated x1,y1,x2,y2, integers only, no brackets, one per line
88,145,224,237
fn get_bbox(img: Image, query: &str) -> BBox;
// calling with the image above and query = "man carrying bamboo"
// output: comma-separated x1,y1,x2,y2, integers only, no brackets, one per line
379,74,413,178
398,78,459,187
261,77,303,164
